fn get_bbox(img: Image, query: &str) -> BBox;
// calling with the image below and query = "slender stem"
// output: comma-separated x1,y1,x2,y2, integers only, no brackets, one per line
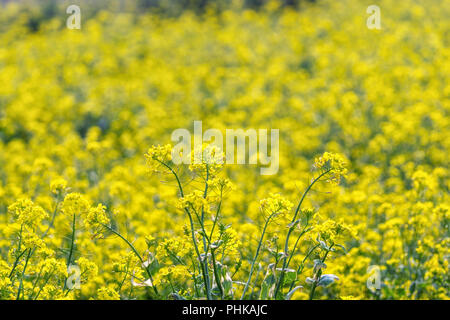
188,204,213,299
42,197,61,238
103,224,159,296
30,264,45,298
274,169,330,298
309,244,333,300
184,207,211,299
202,197,224,296
16,248,32,300
167,248,188,266
190,256,201,298
211,249,224,298
289,244,319,291
118,263,130,294
294,170,330,224
155,159,212,299
155,159,185,197
250,264,262,298
241,213,275,300
67,213,76,267
202,166,210,221
10,228,25,288
34,271,55,300
17,225,23,253
191,204,211,245
285,225,310,271
201,166,212,294
8,249,27,279
63,213,76,291
208,194,222,241
203,191,223,262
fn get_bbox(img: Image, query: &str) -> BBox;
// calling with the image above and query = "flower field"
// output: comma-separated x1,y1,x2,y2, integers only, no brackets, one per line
0,0,448,300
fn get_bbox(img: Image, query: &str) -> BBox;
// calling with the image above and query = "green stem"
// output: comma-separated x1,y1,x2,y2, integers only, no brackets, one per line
155,159,185,197
201,166,212,295
203,191,223,262
118,263,130,294
189,204,214,299
289,244,319,291
16,248,32,300
34,271,55,300
190,256,201,298
63,213,76,291
103,224,159,296
42,198,61,238
211,249,224,298
30,264,45,298
188,208,212,299
274,169,330,299
8,249,27,279
285,225,310,271
208,194,222,241
250,264,263,298
67,213,76,266
309,244,333,300
10,226,24,286
155,159,212,299
241,213,276,300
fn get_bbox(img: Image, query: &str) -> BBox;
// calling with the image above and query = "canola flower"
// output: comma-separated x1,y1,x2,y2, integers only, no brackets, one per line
0,0,449,300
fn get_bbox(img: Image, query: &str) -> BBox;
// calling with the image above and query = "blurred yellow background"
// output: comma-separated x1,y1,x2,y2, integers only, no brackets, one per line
0,0,448,300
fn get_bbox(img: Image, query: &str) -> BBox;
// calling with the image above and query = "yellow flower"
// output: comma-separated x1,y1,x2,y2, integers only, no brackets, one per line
84,204,110,236
314,152,348,184
189,144,225,176
76,257,99,280
156,237,193,262
207,177,235,194
260,193,293,218
8,199,48,227
97,287,120,300
37,258,67,278
145,144,173,172
177,190,212,214
50,178,68,195
316,219,357,245
62,193,90,217
153,265,191,287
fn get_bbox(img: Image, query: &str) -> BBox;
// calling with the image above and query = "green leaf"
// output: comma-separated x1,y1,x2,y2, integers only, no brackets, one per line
285,286,303,300
317,274,339,287
169,293,186,300
259,274,276,300
275,267,297,286
319,240,329,250
335,244,347,253
211,240,223,250
284,272,296,285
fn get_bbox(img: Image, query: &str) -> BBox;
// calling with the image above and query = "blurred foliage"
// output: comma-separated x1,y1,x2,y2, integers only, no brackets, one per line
0,0,317,33
0,0,449,300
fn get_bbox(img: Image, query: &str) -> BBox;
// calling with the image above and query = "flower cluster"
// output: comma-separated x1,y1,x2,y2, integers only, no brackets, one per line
84,204,110,237
62,193,90,218
315,219,357,245
50,178,68,196
0,0,448,300
177,191,211,214
8,199,48,228
314,152,348,185
189,144,225,176
260,193,293,218
145,145,173,172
